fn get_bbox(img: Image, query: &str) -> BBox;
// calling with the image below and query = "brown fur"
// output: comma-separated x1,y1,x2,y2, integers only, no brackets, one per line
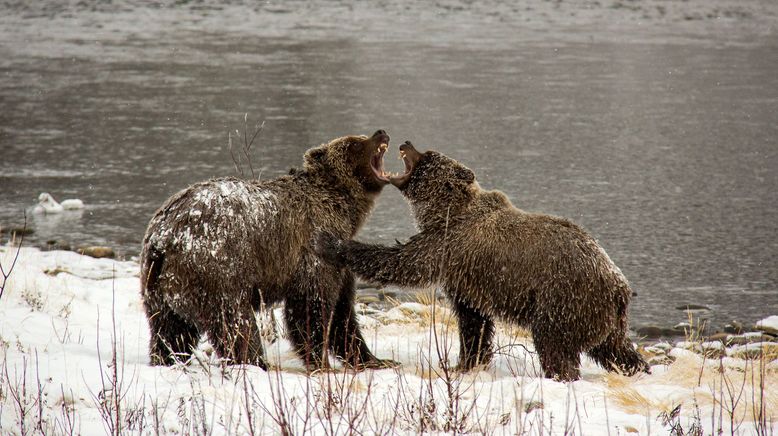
140,130,397,370
318,143,650,381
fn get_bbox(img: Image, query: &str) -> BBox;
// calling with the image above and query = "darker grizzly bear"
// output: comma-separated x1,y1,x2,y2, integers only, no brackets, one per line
317,141,650,381
140,130,398,371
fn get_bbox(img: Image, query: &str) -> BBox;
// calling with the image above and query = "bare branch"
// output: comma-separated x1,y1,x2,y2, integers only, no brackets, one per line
226,114,265,180
246,119,265,153
241,114,265,179
0,211,27,301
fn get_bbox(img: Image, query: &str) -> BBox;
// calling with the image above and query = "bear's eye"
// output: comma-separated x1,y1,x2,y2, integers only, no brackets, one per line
349,140,364,152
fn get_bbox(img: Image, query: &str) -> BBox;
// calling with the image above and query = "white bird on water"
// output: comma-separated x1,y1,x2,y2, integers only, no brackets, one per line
34,193,84,214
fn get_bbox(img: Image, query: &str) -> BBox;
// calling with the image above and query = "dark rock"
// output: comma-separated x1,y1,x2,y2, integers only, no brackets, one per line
637,326,663,339
45,240,72,251
647,355,674,366
726,333,776,346
355,281,377,290
1,226,34,236
707,333,732,344
637,326,685,339
675,304,711,311
726,336,749,346
78,246,115,259
379,290,397,301
357,295,381,305
723,321,744,334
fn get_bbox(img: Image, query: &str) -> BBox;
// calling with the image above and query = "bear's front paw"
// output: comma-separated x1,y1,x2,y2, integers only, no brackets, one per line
314,231,345,266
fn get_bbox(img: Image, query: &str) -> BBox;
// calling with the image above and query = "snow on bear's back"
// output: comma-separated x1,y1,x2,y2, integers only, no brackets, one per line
148,178,279,259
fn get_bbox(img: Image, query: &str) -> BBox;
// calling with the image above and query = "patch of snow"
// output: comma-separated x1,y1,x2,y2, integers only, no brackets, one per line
755,315,778,335
0,245,775,435
674,341,702,352
700,341,724,350
652,342,673,351
667,347,701,359
150,180,278,260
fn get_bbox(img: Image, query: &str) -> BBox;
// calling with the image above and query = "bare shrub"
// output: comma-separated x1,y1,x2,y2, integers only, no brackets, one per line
0,213,26,301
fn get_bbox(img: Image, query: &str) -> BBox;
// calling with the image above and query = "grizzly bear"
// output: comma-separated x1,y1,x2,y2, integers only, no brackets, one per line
317,141,650,381
140,130,399,371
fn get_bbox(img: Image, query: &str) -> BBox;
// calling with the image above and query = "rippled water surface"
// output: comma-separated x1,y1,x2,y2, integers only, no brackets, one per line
1,1,777,329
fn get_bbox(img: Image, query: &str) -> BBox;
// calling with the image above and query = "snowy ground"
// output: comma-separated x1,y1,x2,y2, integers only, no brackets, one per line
0,245,776,435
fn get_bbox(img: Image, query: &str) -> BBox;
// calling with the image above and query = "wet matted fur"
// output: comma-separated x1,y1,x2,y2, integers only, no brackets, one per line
318,141,650,381
140,130,397,370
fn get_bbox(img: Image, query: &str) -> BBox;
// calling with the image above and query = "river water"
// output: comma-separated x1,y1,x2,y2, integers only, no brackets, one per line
1,1,777,330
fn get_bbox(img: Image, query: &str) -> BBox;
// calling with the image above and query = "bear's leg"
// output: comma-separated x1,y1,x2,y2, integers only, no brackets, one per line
452,298,495,371
587,333,650,376
145,300,200,366
204,303,267,369
328,274,399,370
284,291,330,371
531,329,581,381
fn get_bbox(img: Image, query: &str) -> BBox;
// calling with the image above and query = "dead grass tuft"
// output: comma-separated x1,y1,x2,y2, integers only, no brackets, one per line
606,383,654,415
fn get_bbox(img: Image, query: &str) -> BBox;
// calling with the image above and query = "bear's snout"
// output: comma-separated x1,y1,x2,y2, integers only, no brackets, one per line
371,129,390,145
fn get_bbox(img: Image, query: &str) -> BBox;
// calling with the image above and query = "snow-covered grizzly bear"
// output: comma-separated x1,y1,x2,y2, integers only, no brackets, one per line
140,130,398,371
317,141,650,381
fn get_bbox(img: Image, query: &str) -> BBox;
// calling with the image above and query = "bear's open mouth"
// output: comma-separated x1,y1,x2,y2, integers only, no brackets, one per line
389,141,421,188
370,142,391,182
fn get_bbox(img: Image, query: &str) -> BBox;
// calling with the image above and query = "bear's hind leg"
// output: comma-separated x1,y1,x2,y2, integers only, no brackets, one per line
146,302,200,366
204,303,267,369
452,297,495,371
587,333,650,376
531,329,581,381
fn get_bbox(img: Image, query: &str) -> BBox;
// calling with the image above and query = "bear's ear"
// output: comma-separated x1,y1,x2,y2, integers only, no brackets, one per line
304,146,327,169
455,167,475,184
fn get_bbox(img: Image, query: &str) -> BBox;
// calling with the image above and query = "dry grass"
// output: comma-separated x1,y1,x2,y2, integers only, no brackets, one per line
598,310,778,434
604,372,662,414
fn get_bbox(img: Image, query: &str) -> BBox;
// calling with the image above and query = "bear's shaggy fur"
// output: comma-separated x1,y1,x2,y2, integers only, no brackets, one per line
140,130,398,370
318,141,650,381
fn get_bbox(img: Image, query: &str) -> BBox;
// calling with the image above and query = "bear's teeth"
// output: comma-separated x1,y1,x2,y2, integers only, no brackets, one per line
380,143,388,151
399,150,406,160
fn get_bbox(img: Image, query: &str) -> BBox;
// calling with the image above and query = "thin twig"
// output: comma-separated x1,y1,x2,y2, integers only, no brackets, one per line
243,116,265,179
0,211,27,301
228,132,242,176
493,343,535,356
